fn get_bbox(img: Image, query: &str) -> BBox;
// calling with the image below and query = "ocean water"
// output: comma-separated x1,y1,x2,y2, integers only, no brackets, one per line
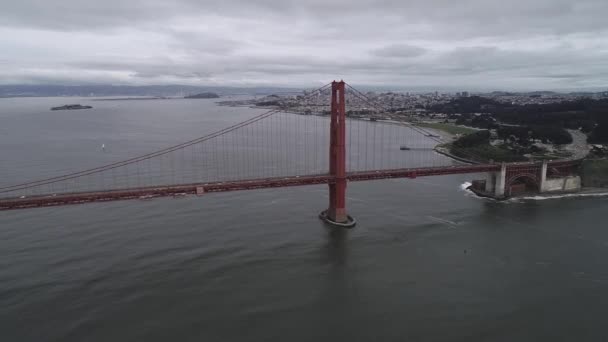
2,97,608,341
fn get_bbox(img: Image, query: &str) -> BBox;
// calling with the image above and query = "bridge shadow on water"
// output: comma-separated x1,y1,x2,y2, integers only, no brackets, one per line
321,227,349,267
315,226,360,339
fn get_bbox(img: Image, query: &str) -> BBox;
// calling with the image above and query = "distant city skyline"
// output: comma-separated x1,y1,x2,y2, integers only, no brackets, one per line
1,0,607,90
3,84,607,99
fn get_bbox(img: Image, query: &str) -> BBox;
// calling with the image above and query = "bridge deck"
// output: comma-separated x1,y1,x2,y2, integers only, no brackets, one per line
0,164,504,211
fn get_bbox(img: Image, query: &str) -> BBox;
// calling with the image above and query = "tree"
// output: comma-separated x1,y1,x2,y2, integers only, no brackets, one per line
589,111,608,143
497,126,530,143
453,130,490,148
530,126,573,144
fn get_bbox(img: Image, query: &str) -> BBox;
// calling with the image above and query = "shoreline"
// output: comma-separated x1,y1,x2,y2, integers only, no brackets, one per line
468,186,608,201
434,146,479,165
219,103,590,166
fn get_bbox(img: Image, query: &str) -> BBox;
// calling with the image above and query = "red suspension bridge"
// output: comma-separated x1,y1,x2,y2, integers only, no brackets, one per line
0,81,581,226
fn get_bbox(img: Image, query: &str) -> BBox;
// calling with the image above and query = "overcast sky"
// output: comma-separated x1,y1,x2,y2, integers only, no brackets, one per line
1,0,607,90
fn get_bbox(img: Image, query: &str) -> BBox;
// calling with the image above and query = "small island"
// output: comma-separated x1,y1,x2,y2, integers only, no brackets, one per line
51,104,93,111
184,92,220,99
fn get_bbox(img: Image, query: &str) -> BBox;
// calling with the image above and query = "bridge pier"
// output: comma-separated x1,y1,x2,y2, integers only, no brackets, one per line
477,164,506,198
539,160,582,194
540,161,548,192
320,81,356,228
470,160,583,199
494,163,507,198
484,172,495,193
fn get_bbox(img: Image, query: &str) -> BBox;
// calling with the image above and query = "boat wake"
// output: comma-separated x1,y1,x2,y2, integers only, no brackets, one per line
427,216,458,227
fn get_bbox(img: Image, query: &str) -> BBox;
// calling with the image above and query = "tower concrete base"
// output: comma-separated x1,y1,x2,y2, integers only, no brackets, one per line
319,210,356,228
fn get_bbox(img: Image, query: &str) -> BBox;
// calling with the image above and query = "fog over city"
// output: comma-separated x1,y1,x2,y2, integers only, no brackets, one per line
1,0,607,90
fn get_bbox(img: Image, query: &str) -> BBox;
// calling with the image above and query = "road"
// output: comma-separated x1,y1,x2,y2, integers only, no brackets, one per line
564,129,590,160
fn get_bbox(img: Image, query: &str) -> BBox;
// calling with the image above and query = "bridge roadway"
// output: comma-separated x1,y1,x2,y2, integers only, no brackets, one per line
0,164,504,211
1,159,583,211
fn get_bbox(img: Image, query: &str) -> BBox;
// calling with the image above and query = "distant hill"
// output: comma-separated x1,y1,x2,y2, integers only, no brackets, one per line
185,92,220,99
0,85,300,97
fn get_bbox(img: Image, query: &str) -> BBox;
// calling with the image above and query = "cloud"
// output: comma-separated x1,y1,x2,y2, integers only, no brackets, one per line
0,0,608,90
373,44,427,58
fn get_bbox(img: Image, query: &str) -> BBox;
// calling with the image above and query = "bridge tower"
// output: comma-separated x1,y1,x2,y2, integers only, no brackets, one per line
320,81,356,227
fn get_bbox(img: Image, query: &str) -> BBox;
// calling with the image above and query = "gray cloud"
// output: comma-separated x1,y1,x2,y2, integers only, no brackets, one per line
1,0,608,90
373,44,427,58
5,0,608,37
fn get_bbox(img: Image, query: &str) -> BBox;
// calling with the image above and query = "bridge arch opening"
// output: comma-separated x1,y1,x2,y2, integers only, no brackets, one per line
506,174,539,196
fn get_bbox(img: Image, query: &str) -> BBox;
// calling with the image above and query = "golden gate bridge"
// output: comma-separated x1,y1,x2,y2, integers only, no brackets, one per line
0,81,580,226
